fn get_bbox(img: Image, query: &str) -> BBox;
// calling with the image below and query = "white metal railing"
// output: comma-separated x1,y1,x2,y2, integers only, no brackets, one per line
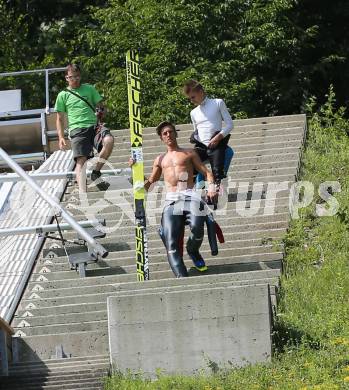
0,219,105,237
0,168,131,183
0,67,66,115
0,148,108,258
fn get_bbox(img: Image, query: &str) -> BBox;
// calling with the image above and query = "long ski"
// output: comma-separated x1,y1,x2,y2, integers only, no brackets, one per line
126,50,149,281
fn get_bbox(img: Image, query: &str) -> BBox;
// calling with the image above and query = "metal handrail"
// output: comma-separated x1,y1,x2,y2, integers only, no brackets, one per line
0,67,66,114
0,67,66,77
0,219,105,237
0,148,108,258
0,168,131,183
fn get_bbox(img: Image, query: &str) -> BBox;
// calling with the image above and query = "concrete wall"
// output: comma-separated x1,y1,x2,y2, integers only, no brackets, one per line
108,284,272,376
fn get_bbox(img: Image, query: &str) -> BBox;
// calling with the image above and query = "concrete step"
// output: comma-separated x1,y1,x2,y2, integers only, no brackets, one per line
13,277,278,331
70,165,299,188
42,221,286,249
13,310,108,328
42,219,288,244
110,124,305,149
28,245,282,281
140,115,305,132
67,154,301,191
109,145,302,169
15,302,106,318
12,330,109,362
19,256,282,309
5,222,282,274
62,182,291,200
63,162,296,200
37,228,286,265
13,319,108,336
110,139,303,163
5,368,107,381
16,269,279,317
8,365,107,374
59,195,292,217
60,189,291,207
2,211,290,254
9,355,109,370
1,377,104,390
113,117,305,134
111,127,305,151
37,233,284,268
48,209,290,239
103,268,281,292
116,116,306,138
25,248,283,295
91,150,302,173
59,197,291,221
24,254,283,297
15,273,280,335
226,114,306,126
54,211,290,230
39,215,290,250
67,153,301,192
2,213,290,262
107,278,279,301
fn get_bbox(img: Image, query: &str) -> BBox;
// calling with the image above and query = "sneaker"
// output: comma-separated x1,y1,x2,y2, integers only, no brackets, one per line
188,253,208,272
91,170,110,191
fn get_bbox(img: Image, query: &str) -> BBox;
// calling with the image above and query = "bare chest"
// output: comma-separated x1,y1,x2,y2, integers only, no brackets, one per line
161,152,192,170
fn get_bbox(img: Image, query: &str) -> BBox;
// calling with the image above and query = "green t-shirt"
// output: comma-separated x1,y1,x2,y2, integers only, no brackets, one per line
54,83,103,137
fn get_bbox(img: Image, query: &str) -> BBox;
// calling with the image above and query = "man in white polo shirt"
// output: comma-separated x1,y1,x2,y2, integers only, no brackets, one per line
183,80,233,197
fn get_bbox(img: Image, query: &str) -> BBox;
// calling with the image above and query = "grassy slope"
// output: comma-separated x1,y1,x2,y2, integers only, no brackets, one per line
105,91,349,389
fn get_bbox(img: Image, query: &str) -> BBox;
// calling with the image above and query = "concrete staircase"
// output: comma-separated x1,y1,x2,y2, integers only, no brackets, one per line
4,114,306,388
0,355,109,390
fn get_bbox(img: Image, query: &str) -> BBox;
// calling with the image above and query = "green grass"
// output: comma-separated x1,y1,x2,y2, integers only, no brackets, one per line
104,89,349,389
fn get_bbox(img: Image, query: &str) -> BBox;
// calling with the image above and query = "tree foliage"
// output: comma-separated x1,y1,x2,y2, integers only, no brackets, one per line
1,0,349,128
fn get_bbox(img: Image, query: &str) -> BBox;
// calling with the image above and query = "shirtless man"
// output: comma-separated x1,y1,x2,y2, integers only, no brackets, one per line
143,121,217,277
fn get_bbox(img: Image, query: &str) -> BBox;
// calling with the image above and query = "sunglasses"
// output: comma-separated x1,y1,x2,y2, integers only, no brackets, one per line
66,75,80,80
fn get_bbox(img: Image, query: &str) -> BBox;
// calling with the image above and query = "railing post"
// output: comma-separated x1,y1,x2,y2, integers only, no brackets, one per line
45,69,50,114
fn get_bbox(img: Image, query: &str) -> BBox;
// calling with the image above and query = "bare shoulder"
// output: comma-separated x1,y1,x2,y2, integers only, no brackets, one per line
154,153,166,168
185,148,200,159
181,148,196,156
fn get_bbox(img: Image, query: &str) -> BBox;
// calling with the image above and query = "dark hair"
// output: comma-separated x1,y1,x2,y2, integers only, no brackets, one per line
65,63,81,75
183,79,204,95
156,121,176,136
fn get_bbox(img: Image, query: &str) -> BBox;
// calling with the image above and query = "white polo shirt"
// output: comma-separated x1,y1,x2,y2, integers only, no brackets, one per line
190,97,233,146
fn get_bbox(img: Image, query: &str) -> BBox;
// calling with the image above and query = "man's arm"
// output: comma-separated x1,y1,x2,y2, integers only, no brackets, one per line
144,156,162,191
208,99,233,148
56,112,67,150
191,151,216,200
190,111,197,132
189,111,199,143
219,99,233,137
129,156,162,191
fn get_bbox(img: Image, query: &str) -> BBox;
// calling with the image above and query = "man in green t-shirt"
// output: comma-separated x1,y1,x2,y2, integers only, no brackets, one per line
55,63,114,192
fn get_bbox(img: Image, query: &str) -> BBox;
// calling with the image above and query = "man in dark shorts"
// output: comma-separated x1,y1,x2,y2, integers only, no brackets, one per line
55,63,114,192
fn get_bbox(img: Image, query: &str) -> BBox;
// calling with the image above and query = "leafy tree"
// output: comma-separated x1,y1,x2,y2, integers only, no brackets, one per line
2,0,349,126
